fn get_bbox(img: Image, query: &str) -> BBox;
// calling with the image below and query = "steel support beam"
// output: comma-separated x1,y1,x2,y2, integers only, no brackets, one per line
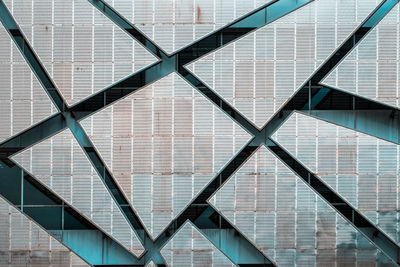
1,0,400,265
266,139,400,264
0,161,142,265
0,0,316,265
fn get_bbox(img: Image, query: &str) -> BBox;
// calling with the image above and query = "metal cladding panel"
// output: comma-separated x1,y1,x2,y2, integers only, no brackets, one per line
104,0,272,54
188,0,380,128
0,22,56,144
209,146,395,266
0,196,89,267
81,73,252,238
160,221,234,267
12,129,145,257
273,112,400,245
323,3,400,107
4,0,157,106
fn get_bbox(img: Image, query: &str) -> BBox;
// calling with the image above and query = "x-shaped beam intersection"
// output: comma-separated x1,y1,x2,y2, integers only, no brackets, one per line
1,0,400,265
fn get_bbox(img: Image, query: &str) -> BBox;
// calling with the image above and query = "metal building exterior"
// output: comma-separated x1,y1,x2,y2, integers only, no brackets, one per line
0,0,400,266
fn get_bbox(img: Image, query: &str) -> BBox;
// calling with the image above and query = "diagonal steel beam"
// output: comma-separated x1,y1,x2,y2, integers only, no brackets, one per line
135,0,400,265
0,0,314,265
299,84,400,145
186,0,400,264
143,141,262,265
0,0,311,153
0,0,158,264
260,0,400,139
73,0,311,120
84,0,400,264
0,161,142,265
266,138,400,264
3,0,400,266
192,205,275,266
0,0,316,265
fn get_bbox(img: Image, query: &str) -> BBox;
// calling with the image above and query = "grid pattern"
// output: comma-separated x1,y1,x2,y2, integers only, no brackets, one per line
3,1,398,264
274,112,400,244
79,72,251,238
323,3,400,107
188,0,380,128
13,128,146,257
3,0,157,106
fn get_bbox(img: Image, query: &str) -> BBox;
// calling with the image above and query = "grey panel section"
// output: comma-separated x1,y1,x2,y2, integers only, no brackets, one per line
4,0,157,106
0,18,56,144
103,0,274,54
188,0,381,128
0,196,89,267
160,221,234,267
323,3,400,107
81,73,252,239
273,112,400,246
12,129,145,257
210,146,395,266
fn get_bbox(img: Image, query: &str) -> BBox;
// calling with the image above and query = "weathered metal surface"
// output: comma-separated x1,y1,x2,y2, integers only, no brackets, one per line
1,0,400,265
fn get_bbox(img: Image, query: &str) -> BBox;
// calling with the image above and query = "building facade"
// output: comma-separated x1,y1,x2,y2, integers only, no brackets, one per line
0,0,400,266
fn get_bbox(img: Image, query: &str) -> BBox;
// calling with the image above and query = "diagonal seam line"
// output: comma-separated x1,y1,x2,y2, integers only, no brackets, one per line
0,0,394,267
90,0,278,59
87,1,286,264
3,0,396,266
265,138,400,264
0,0,306,150
125,0,400,264
5,0,396,266
90,0,400,264
83,0,316,265
0,0,158,263
0,0,312,265
179,0,400,264
0,0,310,258
209,0,400,264
70,0,312,116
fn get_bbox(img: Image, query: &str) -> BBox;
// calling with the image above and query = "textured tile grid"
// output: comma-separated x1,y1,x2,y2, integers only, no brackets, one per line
273,112,400,246
0,196,89,267
4,0,157,106
80,73,251,239
12,129,145,257
104,0,272,54
323,3,400,108
188,0,381,128
210,146,395,266
1,0,399,266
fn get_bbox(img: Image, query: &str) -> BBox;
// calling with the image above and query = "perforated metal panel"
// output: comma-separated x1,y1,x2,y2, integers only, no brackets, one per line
188,0,381,128
81,73,252,238
12,129,145,257
3,0,157,106
0,20,56,144
210,146,395,266
323,3,400,107
1,0,400,265
103,0,274,54
273,112,400,246
0,196,89,267
160,221,235,267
